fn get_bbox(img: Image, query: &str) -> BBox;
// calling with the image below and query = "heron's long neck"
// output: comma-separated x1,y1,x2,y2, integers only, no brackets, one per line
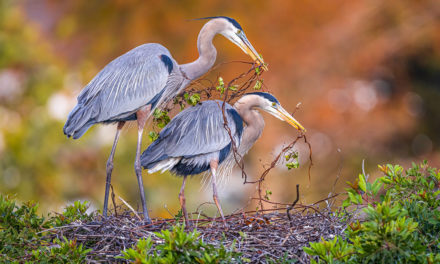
180,21,219,80
234,102,265,157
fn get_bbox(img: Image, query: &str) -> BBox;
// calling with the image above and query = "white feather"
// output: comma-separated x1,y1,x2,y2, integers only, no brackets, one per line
148,157,182,174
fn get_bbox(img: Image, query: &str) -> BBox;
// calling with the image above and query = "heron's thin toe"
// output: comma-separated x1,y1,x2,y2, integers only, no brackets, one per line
141,217,153,226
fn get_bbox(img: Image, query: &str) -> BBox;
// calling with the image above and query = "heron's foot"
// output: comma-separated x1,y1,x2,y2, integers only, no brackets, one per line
184,217,193,228
141,218,153,226
180,204,191,228
217,217,228,228
98,213,112,224
178,183,191,228
141,212,152,225
101,209,110,218
212,194,226,224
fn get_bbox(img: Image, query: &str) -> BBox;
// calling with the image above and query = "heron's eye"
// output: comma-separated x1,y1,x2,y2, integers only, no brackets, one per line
272,102,277,107
236,29,242,34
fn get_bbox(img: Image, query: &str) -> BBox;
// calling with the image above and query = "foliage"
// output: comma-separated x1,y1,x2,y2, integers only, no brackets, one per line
216,77,225,95
304,161,440,263
152,108,171,129
285,151,299,170
0,195,92,262
184,92,201,106
53,200,94,226
0,195,50,260
28,237,92,263
119,224,242,263
253,79,262,90
148,131,159,142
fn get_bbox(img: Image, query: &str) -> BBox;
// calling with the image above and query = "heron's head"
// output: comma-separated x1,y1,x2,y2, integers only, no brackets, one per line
242,92,306,132
198,16,268,71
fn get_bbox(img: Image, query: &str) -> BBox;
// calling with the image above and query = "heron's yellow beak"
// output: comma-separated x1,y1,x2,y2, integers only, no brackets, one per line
237,32,268,71
276,106,306,132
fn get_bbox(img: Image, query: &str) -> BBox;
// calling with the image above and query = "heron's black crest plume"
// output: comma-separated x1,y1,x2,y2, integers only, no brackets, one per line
193,16,243,30
245,92,280,104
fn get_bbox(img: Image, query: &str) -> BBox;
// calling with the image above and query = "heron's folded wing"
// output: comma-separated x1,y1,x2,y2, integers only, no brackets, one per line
76,43,179,122
156,100,243,158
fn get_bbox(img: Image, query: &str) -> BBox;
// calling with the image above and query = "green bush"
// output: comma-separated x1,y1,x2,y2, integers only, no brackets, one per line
304,162,440,263
28,237,91,263
0,195,50,260
53,200,94,226
119,224,242,263
0,195,92,262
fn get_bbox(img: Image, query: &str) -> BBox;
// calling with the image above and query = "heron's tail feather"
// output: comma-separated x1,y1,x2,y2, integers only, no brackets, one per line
146,157,181,174
140,139,170,168
63,104,96,139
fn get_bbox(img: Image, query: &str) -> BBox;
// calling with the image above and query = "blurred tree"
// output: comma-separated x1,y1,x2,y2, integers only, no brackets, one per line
0,0,67,206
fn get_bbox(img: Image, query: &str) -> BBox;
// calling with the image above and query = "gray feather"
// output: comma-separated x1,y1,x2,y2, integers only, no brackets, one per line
141,100,242,169
64,43,184,138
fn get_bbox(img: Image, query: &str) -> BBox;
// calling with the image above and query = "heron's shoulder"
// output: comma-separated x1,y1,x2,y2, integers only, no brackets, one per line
130,43,173,57
101,43,176,73
193,100,242,130
199,100,233,109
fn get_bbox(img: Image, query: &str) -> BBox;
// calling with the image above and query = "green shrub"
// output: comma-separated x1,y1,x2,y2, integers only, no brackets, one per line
29,237,91,263
53,200,93,226
0,195,92,262
119,224,241,263
0,195,51,260
304,162,440,263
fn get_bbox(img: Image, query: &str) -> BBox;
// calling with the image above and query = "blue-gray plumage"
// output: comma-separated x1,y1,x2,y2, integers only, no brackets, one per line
141,100,243,176
140,93,305,224
62,16,267,223
64,44,178,138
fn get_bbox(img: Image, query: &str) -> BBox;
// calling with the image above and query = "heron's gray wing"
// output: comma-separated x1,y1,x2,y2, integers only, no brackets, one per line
77,43,181,122
146,100,243,160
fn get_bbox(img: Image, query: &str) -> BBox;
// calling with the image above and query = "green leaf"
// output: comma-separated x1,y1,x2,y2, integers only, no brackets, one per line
228,85,238,91
255,67,261,75
186,93,200,106
286,162,299,170
358,174,366,192
253,79,262,90
148,131,159,142
216,77,225,95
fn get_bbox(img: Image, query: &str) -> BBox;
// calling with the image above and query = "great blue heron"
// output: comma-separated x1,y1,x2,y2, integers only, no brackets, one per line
63,16,266,222
140,92,305,224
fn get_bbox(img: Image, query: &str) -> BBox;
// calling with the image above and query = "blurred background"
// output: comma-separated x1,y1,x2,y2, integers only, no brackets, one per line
1,0,439,217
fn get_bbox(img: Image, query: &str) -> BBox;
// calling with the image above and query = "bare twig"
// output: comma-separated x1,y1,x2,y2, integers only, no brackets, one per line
118,196,141,221
287,184,300,227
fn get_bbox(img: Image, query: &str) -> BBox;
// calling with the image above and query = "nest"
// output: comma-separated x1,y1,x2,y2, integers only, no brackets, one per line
44,197,346,263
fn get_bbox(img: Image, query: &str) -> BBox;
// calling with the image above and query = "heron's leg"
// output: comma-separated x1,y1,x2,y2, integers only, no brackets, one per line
178,175,191,226
210,159,226,222
135,105,152,223
103,121,125,218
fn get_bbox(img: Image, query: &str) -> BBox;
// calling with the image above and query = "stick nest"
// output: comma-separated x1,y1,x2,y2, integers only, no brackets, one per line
45,203,346,263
